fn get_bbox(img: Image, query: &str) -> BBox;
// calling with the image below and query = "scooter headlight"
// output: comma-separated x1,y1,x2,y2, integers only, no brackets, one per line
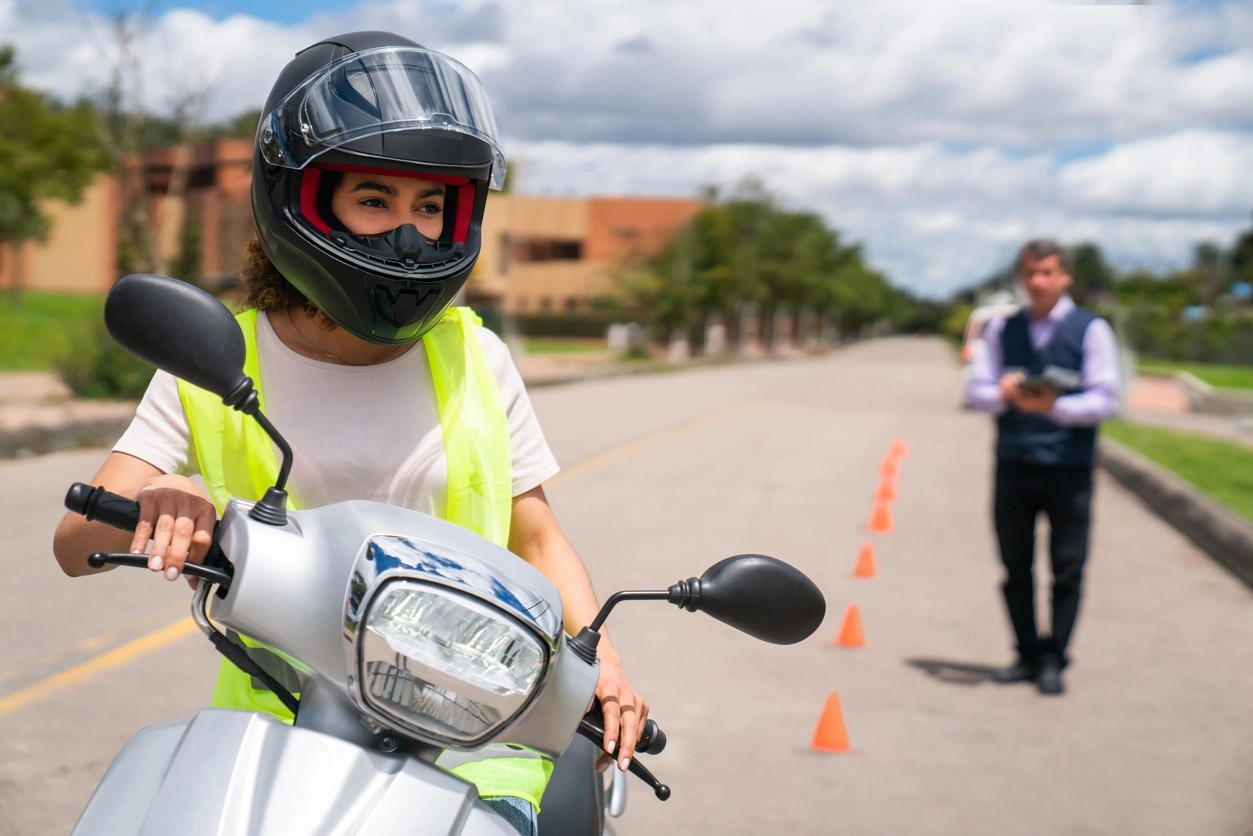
356,581,547,747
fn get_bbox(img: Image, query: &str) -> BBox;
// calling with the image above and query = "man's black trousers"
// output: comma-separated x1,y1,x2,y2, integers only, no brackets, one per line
993,460,1094,667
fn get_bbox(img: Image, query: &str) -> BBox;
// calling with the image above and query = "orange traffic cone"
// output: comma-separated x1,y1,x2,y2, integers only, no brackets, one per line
879,458,900,479
875,478,898,503
834,601,865,647
853,542,877,578
811,692,851,752
890,438,910,459
867,500,894,533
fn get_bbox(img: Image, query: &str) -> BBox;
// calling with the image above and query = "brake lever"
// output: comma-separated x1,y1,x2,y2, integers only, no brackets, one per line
86,551,233,588
576,715,671,801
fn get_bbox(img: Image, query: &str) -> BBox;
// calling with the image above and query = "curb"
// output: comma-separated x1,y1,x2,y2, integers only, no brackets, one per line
1098,437,1253,590
0,404,136,459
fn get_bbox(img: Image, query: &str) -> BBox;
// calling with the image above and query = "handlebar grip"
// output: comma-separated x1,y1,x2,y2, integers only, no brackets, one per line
636,719,666,755
65,482,141,532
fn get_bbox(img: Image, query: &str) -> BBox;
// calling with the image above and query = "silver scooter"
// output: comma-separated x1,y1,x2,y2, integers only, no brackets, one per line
62,274,827,835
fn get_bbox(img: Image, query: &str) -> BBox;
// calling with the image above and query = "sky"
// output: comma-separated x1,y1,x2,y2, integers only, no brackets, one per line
4,0,1252,299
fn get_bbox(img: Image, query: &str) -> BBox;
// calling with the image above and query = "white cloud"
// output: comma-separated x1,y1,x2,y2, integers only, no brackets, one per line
3,0,1251,297
1059,131,1253,218
511,131,1253,296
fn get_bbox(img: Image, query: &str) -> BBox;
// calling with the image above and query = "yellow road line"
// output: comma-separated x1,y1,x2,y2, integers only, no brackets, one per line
0,605,187,690
0,617,198,717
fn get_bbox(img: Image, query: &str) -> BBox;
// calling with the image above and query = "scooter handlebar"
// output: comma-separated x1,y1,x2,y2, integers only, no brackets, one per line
65,482,141,532
579,699,666,756
636,719,666,755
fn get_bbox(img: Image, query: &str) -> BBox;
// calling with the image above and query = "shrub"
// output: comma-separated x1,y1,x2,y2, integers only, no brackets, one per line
507,312,624,339
56,320,154,400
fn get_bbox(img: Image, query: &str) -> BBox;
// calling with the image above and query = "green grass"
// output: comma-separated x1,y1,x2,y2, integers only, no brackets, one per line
519,338,607,355
0,291,105,371
1137,360,1253,390
1104,419,1253,521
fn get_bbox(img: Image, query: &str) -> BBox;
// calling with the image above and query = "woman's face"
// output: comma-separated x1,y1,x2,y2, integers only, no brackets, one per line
330,171,446,239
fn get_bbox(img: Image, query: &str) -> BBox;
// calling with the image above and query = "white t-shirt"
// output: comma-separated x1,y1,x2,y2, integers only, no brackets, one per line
114,310,559,518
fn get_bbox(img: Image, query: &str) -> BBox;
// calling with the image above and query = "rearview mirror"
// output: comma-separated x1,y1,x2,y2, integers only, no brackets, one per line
104,274,292,525
104,273,248,400
675,554,826,645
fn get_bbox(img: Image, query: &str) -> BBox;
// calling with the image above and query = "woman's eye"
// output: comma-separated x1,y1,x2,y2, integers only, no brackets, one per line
360,198,387,209
416,202,443,215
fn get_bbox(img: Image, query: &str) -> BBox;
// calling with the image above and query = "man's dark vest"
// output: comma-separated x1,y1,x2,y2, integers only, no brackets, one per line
996,306,1098,466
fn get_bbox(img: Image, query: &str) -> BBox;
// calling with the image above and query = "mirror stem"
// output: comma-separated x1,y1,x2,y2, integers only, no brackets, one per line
225,379,293,526
589,590,671,633
568,589,671,664
248,407,293,491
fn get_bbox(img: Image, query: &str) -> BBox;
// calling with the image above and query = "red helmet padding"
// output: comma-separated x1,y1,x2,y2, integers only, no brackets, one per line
300,166,332,235
298,163,475,242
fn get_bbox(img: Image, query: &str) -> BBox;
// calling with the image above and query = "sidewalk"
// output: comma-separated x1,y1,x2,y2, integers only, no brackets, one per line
0,372,136,458
1123,373,1253,447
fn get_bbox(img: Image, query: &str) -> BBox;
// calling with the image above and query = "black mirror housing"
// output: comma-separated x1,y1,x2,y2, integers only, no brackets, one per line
104,274,250,400
672,555,826,645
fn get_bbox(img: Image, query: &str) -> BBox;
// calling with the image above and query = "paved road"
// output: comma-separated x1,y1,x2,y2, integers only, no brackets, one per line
1,337,1250,835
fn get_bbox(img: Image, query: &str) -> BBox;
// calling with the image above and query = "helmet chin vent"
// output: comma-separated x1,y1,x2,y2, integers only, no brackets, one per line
328,228,467,273
373,285,443,327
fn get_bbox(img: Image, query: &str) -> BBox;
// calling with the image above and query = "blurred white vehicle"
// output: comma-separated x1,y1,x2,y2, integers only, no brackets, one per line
959,294,1020,406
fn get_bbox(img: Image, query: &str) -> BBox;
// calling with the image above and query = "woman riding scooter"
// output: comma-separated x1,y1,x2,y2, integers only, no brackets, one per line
52,30,648,835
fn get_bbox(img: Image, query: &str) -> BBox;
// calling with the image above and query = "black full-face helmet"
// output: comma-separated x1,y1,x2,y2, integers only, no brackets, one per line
252,31,506,344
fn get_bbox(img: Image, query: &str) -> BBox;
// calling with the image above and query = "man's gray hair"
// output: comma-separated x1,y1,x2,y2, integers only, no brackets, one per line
1016,239,1071,274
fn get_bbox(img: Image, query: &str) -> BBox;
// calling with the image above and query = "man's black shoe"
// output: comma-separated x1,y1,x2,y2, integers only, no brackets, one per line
1037,658,1064,695
993,661,1038,684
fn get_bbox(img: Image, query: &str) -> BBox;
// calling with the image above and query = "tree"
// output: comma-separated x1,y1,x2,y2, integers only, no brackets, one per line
1068,242,1113,305
620,180,907,349
0,46,112,295
1229,211,1253,287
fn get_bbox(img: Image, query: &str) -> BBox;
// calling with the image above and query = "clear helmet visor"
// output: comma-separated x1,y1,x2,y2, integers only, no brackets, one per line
259,46,506,189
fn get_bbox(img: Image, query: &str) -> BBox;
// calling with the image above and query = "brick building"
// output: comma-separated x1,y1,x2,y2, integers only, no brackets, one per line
1,139,703,314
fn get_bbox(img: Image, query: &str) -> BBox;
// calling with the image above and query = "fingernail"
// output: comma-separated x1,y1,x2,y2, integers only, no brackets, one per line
620,757,631,771
606,741,615,755
149,555,163,571
165,566,179,581
597,760,610,774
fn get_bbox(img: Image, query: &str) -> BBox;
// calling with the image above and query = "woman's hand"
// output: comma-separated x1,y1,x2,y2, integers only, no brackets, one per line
505,487,651,770
594,654,650,773
132,474,217,581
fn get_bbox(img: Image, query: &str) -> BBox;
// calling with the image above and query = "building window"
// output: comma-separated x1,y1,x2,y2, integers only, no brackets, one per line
564,296,579,313
511,238,583,263
538,296,553,313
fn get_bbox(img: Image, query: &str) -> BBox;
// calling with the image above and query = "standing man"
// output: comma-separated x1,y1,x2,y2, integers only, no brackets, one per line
966,239,1121,696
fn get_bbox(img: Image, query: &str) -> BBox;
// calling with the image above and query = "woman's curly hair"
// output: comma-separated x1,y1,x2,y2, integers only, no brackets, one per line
237,238,320,317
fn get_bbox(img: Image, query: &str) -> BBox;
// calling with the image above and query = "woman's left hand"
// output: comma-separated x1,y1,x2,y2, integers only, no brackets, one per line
594,656,649,773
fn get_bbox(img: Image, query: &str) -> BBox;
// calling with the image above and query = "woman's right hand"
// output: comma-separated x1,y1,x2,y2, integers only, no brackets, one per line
131,474,217,581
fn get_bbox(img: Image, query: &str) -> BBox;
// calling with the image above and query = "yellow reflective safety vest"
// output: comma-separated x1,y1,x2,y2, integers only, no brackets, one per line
177,306,552,808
